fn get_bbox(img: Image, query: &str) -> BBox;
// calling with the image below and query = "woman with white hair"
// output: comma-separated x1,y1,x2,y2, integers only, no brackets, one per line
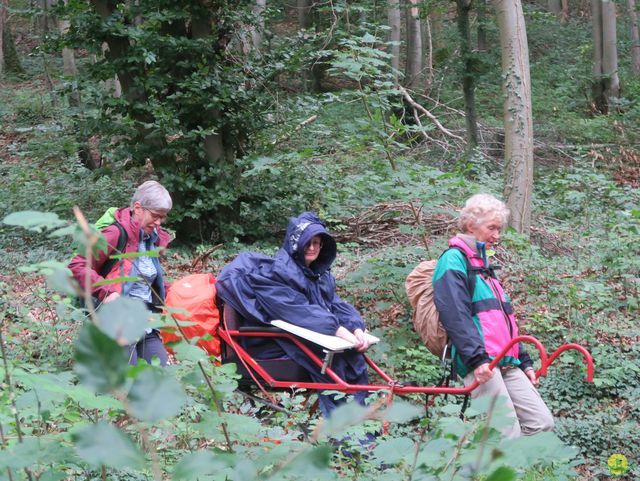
69,180,173,366
433,193,554,438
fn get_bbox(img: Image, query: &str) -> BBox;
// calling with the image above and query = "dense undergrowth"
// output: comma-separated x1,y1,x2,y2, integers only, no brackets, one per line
1,4,640,481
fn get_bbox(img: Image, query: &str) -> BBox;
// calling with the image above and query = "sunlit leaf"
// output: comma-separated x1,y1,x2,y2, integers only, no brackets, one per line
485,466,516,481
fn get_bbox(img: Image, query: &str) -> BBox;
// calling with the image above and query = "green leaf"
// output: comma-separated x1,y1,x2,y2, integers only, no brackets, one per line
128,368,186,422
92,275,141,286
96,296,150,345
173,340,210,363
382,399,424,423
281,444,333,477
72,421,145,469
2,210,66,232
46,267,77,296
319,401,368,437
485,466,516,481
172,451,233,480
372,437,414,465
74,322,128,393
196,411,264,442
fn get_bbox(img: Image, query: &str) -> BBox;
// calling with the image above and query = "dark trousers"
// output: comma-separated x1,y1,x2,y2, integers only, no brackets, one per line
127,330,168,367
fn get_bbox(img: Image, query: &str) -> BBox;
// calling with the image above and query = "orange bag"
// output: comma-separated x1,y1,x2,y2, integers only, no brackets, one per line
162,273,221,356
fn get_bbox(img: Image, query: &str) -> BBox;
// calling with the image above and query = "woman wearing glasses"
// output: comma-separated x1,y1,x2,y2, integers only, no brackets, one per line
68,180,173,366
217,211,371,416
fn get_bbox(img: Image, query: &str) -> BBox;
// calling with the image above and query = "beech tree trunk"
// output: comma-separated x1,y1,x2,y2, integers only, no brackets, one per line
494,0,533,235
477,0,488,51
387,0,401,83
592,0,619,113
628,0,640,76
548,0,562,16
251,0,266,50
457,0,478,148
297,0,311,29
404,0,423,90
424,15,433,91
0,0,5,75
2,19,23,74
561,0,570,22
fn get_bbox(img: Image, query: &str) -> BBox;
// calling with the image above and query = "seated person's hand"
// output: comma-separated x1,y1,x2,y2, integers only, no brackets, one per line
335,327,370,352
473,362,494,385
353,328,371,352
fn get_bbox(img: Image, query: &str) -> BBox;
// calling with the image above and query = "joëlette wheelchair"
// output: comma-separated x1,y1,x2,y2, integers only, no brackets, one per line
217,301,594,425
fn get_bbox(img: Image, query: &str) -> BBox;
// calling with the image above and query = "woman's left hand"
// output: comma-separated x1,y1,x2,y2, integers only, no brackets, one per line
525,368,539,386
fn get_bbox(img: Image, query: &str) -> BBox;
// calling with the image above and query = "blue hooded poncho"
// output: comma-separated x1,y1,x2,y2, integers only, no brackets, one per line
216,212,368,414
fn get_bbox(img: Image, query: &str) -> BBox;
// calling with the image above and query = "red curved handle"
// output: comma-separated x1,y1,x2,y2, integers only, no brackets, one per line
462,335,594,394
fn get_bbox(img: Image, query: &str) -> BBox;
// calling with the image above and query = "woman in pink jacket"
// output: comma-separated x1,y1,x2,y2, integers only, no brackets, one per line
68,181,172,366
433,194,554,438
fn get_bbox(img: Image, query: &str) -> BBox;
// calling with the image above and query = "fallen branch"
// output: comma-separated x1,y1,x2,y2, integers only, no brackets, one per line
271,115,318,146
398,85,465,142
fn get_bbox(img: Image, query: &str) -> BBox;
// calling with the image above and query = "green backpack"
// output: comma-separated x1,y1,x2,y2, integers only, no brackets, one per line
93,207,128,277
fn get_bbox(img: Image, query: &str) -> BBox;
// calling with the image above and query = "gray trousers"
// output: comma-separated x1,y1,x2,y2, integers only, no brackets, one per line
464,367,554,438
127,330,168,367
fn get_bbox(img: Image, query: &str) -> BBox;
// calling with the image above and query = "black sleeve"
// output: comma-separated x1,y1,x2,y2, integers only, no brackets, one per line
518,344,534,371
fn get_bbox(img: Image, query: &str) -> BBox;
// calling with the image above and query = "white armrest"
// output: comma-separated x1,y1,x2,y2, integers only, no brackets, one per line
270,320,379,352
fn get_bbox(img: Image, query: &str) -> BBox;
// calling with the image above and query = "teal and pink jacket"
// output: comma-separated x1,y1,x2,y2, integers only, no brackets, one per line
433,235,533,378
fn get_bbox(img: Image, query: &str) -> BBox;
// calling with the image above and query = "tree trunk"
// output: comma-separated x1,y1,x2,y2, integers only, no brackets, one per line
630,0,640,76
404,0,423,90
297,0,311,29
548,0,562,16
477,0,488,51
457,0,478,148
251,0,266,50
431,10,444,52
602,0,619,97
2,19,23,75
561,0,569,22
0,0,6,76
36,0,55,33
592,0,619,113
494,0,533,235
424,15,433,91
387,0,401,83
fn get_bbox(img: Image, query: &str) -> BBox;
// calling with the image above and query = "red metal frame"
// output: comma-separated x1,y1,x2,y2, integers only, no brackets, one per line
218,327,594,400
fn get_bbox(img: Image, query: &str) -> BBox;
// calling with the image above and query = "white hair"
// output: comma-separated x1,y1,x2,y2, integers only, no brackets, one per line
130,180,172,211
458,193,509,232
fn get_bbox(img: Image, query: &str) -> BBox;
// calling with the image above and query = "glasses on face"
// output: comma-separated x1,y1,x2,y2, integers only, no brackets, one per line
144,208,168,223
304,238,323,251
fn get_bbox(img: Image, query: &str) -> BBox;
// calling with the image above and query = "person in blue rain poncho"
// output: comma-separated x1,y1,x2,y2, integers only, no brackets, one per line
216,212,372,417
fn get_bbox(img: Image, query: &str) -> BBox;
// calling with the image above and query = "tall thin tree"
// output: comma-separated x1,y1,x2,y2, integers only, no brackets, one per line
457,0,479,148
629,0,640,76
405,0,423,90
592,0,619,113
387,0,401,84
494,0,533,234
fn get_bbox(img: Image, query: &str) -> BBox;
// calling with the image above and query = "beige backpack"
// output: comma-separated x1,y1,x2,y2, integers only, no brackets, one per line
405,249,475,358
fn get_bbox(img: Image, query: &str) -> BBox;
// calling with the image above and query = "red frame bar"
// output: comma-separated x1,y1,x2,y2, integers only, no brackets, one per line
218,329,594,397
